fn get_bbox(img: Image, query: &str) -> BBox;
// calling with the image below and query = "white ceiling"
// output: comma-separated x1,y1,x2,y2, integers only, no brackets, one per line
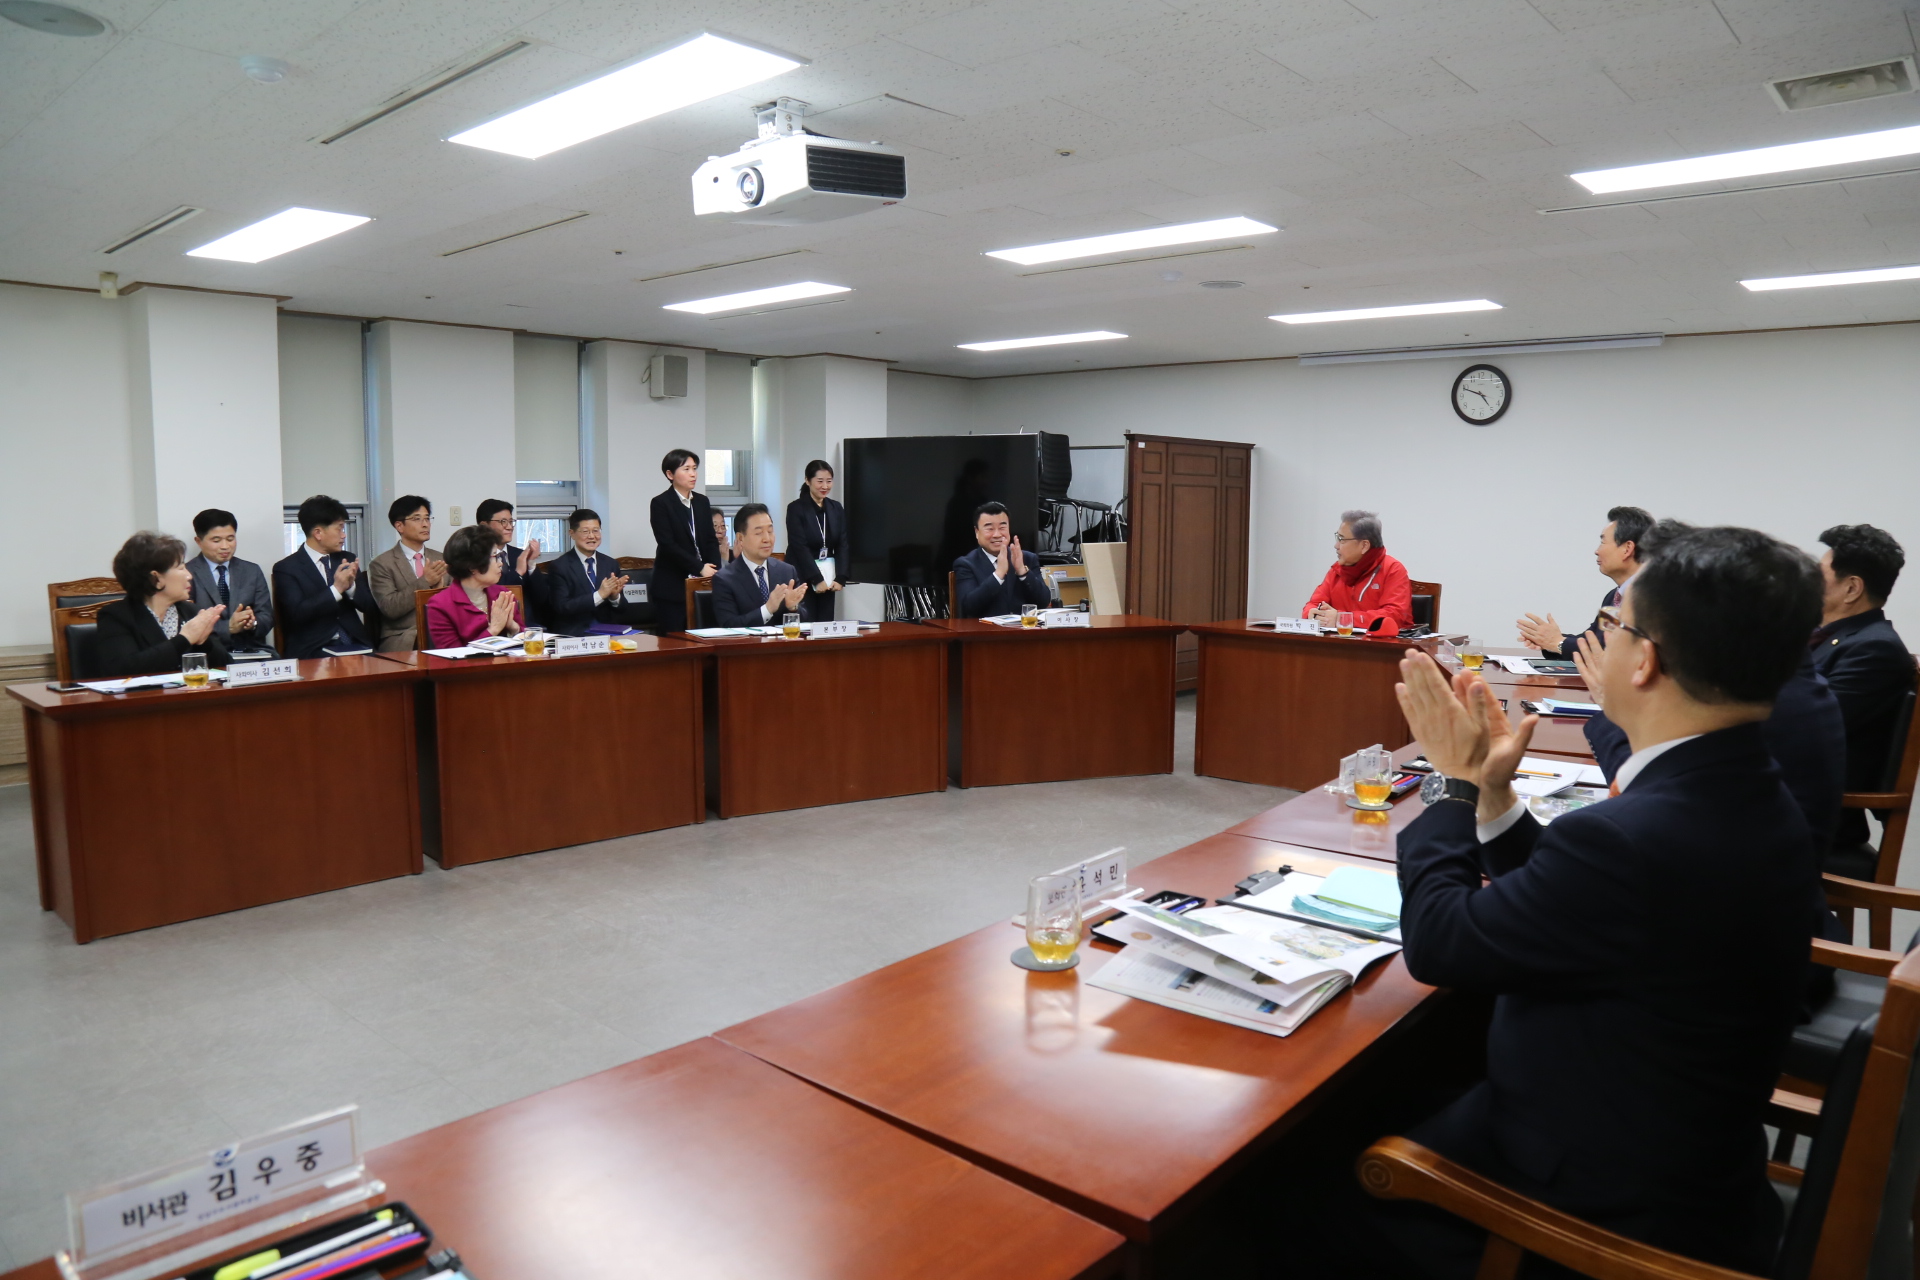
4,0,1919,376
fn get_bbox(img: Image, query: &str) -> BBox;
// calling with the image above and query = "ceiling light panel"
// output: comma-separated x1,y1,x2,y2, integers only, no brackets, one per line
958,331,1127,351
1572,123,1920,194
662,281,848,313
1270,299,1501,324
985,217,1277,266
185,208,370,262
449,33,804,159
1741,263,1920,291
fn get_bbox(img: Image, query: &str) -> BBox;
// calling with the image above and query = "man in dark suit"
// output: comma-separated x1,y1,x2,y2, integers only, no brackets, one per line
543,508,635,636
272,494,380,658
1378,525,1828,1278
475,498,541,590
1515,504,1651,658
952,501,1050,618
712,504,807,627
185,507,275,653
1812,523,1914,872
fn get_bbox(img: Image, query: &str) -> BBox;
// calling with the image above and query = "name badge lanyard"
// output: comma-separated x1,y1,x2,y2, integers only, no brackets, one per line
815,509,835,581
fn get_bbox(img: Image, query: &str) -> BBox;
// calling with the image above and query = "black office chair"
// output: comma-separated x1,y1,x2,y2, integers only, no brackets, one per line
692,589,717,630
65,622,105,680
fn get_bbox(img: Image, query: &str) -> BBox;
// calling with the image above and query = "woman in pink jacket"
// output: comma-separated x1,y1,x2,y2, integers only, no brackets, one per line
426,525,524,648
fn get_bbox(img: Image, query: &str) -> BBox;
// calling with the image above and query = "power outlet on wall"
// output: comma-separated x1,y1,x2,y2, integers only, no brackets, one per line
450,505,462,525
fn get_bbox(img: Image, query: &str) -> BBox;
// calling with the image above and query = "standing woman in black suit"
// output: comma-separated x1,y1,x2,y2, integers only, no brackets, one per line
786,459,846,623
96,531,230,676
648,448,719,634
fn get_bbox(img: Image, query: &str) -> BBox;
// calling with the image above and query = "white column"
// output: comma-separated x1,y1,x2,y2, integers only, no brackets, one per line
126,286,283,553
582,340,706,558
368,320,515,553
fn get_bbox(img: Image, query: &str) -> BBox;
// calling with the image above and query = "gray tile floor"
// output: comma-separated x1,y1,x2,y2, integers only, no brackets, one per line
0,692,1290,1268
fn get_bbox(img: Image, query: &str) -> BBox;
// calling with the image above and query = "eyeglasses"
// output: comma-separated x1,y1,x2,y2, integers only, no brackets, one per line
1620,623,1663,660
490,516,516,528
1334,535,1362,545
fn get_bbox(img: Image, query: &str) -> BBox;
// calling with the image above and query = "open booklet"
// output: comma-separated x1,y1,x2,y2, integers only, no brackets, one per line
1087,877,1403,1037
79,670,230,693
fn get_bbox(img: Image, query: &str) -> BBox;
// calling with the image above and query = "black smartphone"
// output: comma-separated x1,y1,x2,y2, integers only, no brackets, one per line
46,682,87,693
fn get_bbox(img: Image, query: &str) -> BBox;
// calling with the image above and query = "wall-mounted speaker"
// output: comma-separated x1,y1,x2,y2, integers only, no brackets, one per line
649,353,689,400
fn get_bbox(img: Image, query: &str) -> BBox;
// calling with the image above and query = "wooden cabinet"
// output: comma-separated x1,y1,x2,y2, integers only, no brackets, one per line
1124,434,1252,689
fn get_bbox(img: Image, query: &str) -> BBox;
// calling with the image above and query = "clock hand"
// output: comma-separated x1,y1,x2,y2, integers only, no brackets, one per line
1466,387,1489,403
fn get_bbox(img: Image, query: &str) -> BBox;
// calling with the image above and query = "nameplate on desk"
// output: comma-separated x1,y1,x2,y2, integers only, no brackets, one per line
1040,609,1090,629
1270,617,1319,635
225,659,298,687
812,619,860,638
622,582,648,604
550,635,610,658
1054,847,1128,901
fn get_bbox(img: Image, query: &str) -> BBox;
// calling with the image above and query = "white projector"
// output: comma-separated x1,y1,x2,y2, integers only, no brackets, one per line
691,98,906,226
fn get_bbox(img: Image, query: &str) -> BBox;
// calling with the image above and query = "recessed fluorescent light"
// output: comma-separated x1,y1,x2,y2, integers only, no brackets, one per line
1741,263,1920,291
662,281,849,313
957,331,1127,351
1270,299,1501,324
985,217,1277,266
449,33,803,159
185,208,371,262
1572,122,1920,194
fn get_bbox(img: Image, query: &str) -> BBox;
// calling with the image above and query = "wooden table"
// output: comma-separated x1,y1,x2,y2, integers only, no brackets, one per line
378,641,706,867
1190,620,1414,791
1224,743,1427,863
932,616,1181,788
718,831,1440,1244
687,623,947,818
7,658,423,943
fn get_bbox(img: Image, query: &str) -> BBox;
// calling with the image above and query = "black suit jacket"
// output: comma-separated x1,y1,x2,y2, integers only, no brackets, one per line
711,555,798,627
1812,606,1914,788
542,551,631,636
95,597,230,677
785,495,845,588
1395,725,1824,1271
1546,585,1622,658
952,546,1050,618
271,548,379,659
1584,652,1844,855
648,489,718,602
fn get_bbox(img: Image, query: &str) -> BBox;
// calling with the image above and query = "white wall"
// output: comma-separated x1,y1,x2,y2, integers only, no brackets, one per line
0,283,137,647
887,371,977,436
705,354,754,452
513,334,579,483
369,321,516,553
583,341,706,558
918,325,1920,643
279,315,365,506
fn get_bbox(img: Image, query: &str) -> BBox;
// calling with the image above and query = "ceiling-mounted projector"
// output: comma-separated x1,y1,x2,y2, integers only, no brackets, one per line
692,97,906,226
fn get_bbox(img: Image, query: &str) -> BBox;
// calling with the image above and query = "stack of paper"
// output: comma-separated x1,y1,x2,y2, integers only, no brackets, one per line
79,671,230,693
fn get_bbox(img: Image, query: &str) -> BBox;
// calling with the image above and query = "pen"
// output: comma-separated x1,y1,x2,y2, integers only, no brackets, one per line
255,1219,409,1280
233,1211,397,1280
1511,768,1562,779
279,1231,423,1280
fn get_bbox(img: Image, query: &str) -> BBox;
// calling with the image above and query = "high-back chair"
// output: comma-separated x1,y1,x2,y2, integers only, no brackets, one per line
1847,658,1920,949
684,578,715,631
1407,579,1442,631
48,578,123,683
1359,938,1920,1280
413,584,525,649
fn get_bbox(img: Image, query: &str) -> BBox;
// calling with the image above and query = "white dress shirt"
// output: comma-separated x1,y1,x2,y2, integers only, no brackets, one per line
738,553,776,623
304,543,343,600
1475,734,1701,842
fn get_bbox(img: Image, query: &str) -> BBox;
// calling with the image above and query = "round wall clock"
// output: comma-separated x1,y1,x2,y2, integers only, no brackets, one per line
1451,364,1511,425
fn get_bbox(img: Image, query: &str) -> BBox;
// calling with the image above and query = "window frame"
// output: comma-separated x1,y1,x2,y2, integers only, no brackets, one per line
283,503,367,558
703,448,753,504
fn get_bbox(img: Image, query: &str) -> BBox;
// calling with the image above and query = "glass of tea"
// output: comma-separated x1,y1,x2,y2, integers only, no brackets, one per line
1460,638,1486,671
1025,873,1083,966
1021,604,1041,628
783,612,802,639
180,652,210,688
1352,747,1395,808
522,631,546,657
1336,611,1354,637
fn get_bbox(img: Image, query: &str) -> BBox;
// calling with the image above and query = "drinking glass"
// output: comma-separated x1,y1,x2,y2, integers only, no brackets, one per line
1336,611,1354,636
1025,873,1082,965
180,652,209,688
1021,604,1041,628
1352,747,1394,808
1459,637,1486,671
782,612,802,639
522,631,546,657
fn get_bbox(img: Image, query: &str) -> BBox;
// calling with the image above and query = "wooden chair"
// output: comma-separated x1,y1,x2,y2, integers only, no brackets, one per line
1359,928,1920,1280
1845,657,1920,949
412,584,524,649
1408,579,1442,631
51,598,122,683
617,557,653,575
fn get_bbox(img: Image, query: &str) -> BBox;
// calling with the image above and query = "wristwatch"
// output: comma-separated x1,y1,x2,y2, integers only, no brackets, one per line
1438,776,1480,807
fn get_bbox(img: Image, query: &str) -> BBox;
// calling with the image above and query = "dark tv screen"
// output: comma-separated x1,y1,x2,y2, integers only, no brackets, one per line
843,435,1040,587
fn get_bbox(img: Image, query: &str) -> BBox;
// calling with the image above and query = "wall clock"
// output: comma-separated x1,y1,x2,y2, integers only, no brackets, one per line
1451,364,1511,425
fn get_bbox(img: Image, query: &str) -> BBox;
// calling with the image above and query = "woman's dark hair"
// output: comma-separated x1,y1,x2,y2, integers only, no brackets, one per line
113,531,186,600
444,525,503,581
1821,523,1905,606
799,459,833,499
1629,525,1821,706
661,449,697,477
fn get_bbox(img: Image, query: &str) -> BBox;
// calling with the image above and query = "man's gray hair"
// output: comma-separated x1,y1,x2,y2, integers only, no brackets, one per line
1342,509,1383,549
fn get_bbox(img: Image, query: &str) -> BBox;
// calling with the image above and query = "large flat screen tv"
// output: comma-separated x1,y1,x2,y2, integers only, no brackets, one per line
843,435,1040,587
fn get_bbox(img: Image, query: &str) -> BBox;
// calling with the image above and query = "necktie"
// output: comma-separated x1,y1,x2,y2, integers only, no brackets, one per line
216,563,230,606
412,551,424,577
755,564,769,602
586,556,598,588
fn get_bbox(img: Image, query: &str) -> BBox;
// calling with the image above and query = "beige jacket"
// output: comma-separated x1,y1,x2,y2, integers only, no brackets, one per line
368,542,445,651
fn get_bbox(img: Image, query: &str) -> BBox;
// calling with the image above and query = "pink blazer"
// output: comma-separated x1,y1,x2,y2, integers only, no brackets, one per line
426,582,521,648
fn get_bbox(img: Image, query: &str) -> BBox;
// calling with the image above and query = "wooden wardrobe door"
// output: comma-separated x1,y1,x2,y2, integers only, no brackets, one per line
1124,433,1254,691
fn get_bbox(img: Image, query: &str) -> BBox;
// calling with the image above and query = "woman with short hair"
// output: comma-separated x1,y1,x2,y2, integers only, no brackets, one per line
96,531,231,676
426,525,524,648
648,448,719,635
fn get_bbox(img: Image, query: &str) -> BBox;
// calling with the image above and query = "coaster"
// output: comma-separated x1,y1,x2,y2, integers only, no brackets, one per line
1344,796,1393,812
1011,946,1080,972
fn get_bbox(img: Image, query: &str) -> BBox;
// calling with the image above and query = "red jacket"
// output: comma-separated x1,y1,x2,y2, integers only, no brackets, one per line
426,582,522,648
1302,551,1413,632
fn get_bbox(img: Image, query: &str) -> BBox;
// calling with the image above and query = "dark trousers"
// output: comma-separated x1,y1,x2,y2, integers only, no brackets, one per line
799,586,836,623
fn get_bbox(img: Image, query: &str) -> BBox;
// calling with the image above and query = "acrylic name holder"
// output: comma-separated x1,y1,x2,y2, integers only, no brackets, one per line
812,619,860,638
1271,617,1319,636
550,634,611,658
59,1106,379,1280
1060,846,1128,903
622,582,649,604
1039,609,1090,629
225,658,299,688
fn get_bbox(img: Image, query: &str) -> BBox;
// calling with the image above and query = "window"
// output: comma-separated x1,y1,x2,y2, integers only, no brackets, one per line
284,504,366,557
515,509,572,560
704,448,753,503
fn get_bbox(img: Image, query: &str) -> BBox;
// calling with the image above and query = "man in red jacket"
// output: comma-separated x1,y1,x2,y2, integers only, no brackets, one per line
1302,509,1414,633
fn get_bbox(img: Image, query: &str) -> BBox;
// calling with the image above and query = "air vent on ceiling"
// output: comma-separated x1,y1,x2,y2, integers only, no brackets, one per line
1200,280,1243,289
316,41,531,145
100,205,203,254
1767,57,1916,112
806,145,906,198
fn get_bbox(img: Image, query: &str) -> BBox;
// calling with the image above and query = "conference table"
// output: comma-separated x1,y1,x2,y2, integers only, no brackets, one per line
7,657,424,944
933,616,1182,787
377,640,707,867
689,622,949,818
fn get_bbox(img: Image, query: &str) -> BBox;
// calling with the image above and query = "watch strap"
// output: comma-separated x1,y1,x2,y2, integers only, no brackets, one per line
1439,777,1481,807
